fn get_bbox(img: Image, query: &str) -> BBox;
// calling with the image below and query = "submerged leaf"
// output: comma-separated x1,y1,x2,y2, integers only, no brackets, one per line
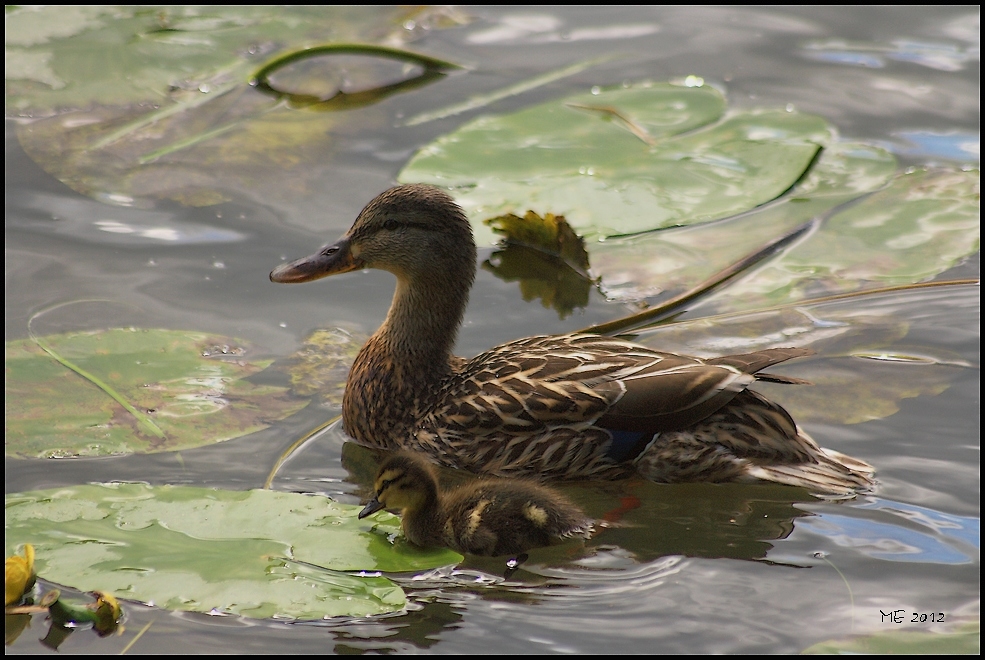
282,327,367,406
716,167,981,311
8,6,459,208
252,43,459,111
4,328,307,458
4,483,462,620
630,282,978,425
802,622,980,655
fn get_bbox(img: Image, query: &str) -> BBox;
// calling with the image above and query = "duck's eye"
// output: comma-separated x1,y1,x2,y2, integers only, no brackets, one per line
382,219,398,231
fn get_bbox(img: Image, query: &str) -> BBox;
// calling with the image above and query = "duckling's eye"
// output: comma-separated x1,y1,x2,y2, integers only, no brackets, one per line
379,478,394,492
382,218,398,231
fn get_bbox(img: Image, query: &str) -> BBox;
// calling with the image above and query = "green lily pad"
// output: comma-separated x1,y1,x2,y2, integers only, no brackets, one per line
802,621,979,654
4,483,462,620
4,6,442,115
402,80,977,317
398,81,832,244
4,328,308,458
588,140,900,303
630,282,978,425
719,166,981,310
7,5,464,208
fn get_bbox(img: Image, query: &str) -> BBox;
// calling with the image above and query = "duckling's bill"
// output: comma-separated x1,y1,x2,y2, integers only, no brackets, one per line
358,496,385,519
270,236,363,283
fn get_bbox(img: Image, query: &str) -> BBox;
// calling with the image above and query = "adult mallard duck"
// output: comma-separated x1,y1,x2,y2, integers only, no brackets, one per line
271,184,875,495
359,451,594,556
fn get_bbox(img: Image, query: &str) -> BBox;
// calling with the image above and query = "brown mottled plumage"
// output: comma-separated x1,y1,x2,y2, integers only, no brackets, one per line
358,452,594,556
271,184,875,495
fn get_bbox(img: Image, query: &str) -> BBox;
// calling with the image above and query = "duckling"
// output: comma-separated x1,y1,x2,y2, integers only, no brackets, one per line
271,184,875,495
358,452,594,557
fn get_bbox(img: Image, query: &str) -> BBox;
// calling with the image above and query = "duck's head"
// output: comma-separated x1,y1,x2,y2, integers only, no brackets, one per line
358,452,440,519
270,184,477,286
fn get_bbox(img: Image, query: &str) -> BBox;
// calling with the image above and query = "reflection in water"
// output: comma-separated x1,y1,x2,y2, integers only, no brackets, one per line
802,39,978,72
481,210,594,318
482,244,593,318
8,191,245,245
342,441,816,564
329,600,460,652
800,498,979,564
3,4,978,654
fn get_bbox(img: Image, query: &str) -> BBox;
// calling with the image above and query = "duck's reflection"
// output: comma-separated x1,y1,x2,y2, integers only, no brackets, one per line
342,442,817,566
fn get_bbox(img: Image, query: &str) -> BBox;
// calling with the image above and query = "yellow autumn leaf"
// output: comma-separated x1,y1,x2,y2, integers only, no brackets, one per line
5,544,36,606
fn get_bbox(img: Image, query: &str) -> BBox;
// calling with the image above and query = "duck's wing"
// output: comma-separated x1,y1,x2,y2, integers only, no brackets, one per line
706,347,815,385
434,334,808,438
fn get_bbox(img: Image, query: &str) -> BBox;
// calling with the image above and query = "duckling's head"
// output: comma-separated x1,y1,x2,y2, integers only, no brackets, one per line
270,184,476,287
358,452,440,520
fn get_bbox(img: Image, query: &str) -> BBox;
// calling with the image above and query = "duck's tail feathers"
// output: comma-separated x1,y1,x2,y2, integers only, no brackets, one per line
753,372,813,386
745,448,876,499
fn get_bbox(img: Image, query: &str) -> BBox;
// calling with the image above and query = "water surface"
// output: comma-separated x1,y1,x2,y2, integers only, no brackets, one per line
4,5,979,654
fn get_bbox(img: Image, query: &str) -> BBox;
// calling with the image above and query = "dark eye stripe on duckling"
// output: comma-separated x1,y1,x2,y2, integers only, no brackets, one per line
376,470,403,494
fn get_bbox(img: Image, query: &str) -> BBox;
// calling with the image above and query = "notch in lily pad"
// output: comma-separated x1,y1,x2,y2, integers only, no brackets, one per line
251,43,460,111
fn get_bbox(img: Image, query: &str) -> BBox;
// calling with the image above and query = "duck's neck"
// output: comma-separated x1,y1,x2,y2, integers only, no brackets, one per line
343,268,472,448
377,270,469,369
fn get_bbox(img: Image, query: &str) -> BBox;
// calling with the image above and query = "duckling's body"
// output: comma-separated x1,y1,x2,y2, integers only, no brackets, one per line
271,184,875,495
358,452,594,556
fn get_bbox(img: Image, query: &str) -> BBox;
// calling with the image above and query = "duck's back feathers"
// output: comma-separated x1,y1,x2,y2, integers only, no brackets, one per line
416,336,834,482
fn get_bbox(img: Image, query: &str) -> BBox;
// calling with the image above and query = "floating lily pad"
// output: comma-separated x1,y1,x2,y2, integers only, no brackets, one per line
630,282,978,425
7,6,464,208
4,328,308,458
399,82,832,244
802,622,980,654
402,80,978,316
4,483,462,620
587,141,900,303
719,167,981,310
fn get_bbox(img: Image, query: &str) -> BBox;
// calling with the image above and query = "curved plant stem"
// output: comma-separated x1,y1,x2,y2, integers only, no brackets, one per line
580,218,818,335
819,554,856,632
264,415,341,489
633,278,980,337
27,301,165,439
120,620,155,654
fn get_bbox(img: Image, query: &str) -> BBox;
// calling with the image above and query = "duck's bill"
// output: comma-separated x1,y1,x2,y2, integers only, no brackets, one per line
269,237,363,283
358,497,385,519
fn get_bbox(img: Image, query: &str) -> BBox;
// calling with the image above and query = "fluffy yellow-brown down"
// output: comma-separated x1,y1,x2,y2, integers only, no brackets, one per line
358,452,594,557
